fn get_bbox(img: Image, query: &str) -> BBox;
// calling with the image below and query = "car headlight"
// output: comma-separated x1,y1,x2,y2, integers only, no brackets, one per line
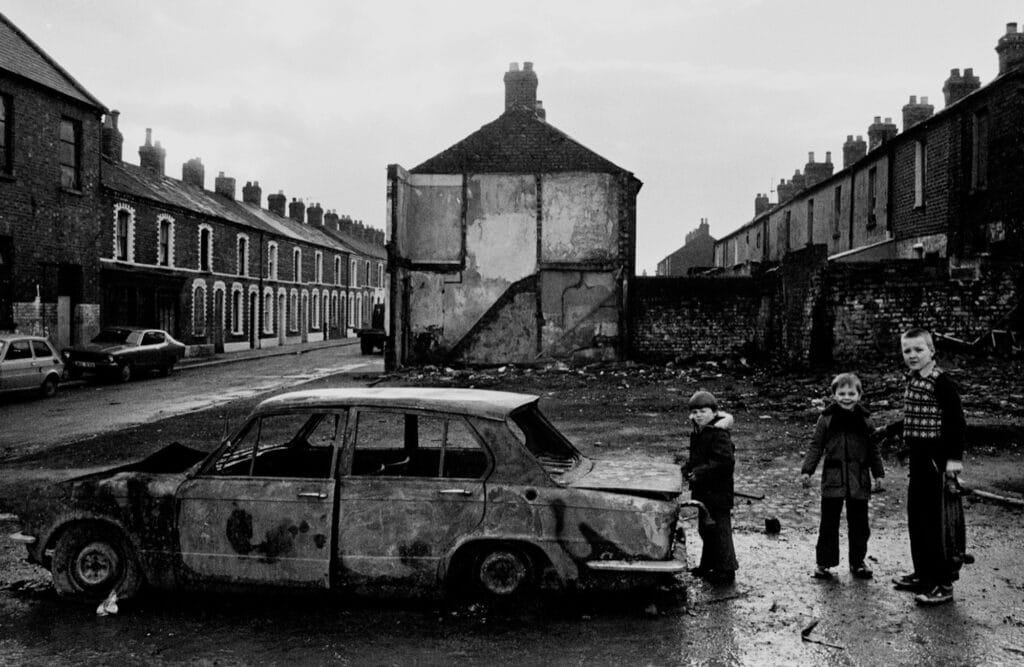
61,350,71,359
107,355,115,363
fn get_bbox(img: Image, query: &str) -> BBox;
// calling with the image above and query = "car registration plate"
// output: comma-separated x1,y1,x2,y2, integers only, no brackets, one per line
76,361,96,368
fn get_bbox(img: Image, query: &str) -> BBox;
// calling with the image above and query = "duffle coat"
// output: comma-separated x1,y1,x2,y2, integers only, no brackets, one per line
801,403,884,500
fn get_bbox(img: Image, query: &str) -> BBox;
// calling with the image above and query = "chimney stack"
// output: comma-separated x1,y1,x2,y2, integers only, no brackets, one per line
803,152,834,188
139,128,166,177
997,22,1024,74
214,171,236,200
754,193,770,216
101,110,123,161
307,202,324,226
242,180,262,206
902,95,935,131
340,215,354,234
867,116,899,151
503,61,539,114
942,67,981,107
324,210,340,231
182,158,205,188
842,134,867,168
288,198,306,223
268,191,287,217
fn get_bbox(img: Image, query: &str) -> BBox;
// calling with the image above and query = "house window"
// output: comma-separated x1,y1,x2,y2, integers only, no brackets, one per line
783,210,792,253
315,251,323,283
0,93,11,174
231,287,243,334
334,256,342,286
199,225,213,271
236,234,249,276
263,291,273,333
971,109,989,190
116,209,131,261
365,261,371,286
59,118,81,190
348,292,356,327
356,294,363,327
806,199,814,246
157,216,174,266
914,140,926,208
193,285,206,336
867,167,878,228
289,292,299,332
377,263,384,288
293,248,302,283
313,292,321,329
351,260,359,288
832,186,842,239
331,293,339,327
267,242,278,280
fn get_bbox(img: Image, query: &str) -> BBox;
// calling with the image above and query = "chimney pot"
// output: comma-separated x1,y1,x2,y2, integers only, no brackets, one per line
1009,22,1019,34
503,60,539,113
523,61,533,71
214,172,236,200
145,128,152,145
508,62,519,71
921,95,928,104
909,95,917,104
808,151,814,162
825,151,832,164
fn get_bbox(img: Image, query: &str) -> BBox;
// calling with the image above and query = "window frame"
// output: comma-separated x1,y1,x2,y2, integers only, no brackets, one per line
59,117,81,190
0,92,12,175
157,215,175,267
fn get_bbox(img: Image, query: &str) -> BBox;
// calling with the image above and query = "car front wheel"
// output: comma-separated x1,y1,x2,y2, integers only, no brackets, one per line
117,363,132,383
475,547,532,597
52,523,142,600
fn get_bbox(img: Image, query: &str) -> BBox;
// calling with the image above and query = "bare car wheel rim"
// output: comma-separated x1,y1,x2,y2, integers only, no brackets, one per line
74,541,120,588
478,551,528,595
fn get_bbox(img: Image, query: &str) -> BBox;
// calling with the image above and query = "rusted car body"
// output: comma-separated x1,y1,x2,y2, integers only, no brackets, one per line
10,388,692,599
62,327,185,382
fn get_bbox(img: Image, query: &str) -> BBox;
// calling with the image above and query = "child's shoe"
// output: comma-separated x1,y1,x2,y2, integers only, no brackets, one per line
850,563,873,579
914,584,954,605
812,566,834,580
892,572,925,591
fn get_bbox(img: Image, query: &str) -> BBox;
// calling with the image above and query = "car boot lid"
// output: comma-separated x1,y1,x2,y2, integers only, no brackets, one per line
568,458,682,496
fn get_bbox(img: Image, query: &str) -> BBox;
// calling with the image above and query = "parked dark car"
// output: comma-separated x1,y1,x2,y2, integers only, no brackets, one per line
63,327,185,382
0,334,64,399
9,388,699,601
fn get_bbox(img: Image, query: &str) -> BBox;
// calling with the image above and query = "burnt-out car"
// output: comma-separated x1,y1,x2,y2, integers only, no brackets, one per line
9,388,696,600
63,327,185,382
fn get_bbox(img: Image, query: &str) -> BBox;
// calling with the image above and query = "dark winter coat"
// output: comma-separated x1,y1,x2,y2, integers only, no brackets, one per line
680,413,735,511
801,403,884,500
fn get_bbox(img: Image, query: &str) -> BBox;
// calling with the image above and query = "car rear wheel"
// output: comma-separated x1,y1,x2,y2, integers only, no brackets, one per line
52,523,142,600
117,363,132,383
39,376,58,398
475,546,533,597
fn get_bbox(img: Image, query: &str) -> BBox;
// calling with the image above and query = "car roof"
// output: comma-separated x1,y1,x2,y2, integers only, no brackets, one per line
0,334,52,343
257,387,539,420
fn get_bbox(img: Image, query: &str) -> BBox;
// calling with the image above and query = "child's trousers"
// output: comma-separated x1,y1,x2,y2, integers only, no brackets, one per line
815,496,869,568
698,507,738,573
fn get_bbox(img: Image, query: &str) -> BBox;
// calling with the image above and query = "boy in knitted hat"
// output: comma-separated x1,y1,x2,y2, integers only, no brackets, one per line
678,389,738,584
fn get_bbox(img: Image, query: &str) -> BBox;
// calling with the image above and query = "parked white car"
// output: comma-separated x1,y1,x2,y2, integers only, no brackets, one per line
0,334,64,399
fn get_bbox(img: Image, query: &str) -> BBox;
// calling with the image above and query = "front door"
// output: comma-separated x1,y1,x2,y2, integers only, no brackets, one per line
176,411,341,587
336,409,488,587
213,290,224,353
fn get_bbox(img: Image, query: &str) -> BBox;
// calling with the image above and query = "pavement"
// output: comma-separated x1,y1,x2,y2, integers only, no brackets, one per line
176,336,362,371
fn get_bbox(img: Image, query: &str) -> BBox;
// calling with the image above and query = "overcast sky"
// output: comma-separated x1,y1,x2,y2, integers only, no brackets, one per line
5,1,1019,273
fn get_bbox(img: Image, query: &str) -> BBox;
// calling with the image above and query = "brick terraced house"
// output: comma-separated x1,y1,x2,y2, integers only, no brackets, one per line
713,22,1024,272
0,12,107,348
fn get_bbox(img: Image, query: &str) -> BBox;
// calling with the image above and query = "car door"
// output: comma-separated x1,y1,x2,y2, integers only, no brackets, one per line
336,409,489,587
139,330,165,370
175,410,342,588
0,339,36,391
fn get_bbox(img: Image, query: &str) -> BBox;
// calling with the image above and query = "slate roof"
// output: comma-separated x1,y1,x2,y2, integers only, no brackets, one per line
101,159,353,254
412,108,635,177
320,225,387,260
0,12,105,110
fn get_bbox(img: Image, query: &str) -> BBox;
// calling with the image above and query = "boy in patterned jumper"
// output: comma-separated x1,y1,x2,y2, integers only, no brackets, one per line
891,328,967,606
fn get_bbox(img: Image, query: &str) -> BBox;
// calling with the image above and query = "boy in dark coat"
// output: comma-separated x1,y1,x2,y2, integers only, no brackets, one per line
800,373,885,580
679,390,738,584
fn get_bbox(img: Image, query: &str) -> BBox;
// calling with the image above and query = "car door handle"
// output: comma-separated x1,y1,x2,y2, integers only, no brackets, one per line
439,488,471,496
297,491,328,499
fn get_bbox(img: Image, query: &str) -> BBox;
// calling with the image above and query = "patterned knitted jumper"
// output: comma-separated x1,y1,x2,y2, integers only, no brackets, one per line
904,368,944,440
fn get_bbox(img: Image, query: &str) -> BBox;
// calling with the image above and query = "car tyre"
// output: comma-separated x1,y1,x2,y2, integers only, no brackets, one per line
117,363,132,383
52,523,142,600
39,376,58,398
474,546,533,597
360,338,373,355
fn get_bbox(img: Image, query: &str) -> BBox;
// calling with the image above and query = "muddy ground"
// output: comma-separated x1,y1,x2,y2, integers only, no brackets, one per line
1,353,1023,665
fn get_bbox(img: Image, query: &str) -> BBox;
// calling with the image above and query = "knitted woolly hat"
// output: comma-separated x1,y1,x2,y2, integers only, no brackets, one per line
688,390,718,410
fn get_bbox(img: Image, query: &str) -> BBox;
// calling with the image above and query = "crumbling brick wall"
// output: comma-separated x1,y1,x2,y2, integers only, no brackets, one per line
629,276,768,363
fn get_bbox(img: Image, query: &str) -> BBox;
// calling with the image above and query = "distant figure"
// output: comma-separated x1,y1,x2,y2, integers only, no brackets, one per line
800,372,884,581
678,390,738,584
890,328,968,606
